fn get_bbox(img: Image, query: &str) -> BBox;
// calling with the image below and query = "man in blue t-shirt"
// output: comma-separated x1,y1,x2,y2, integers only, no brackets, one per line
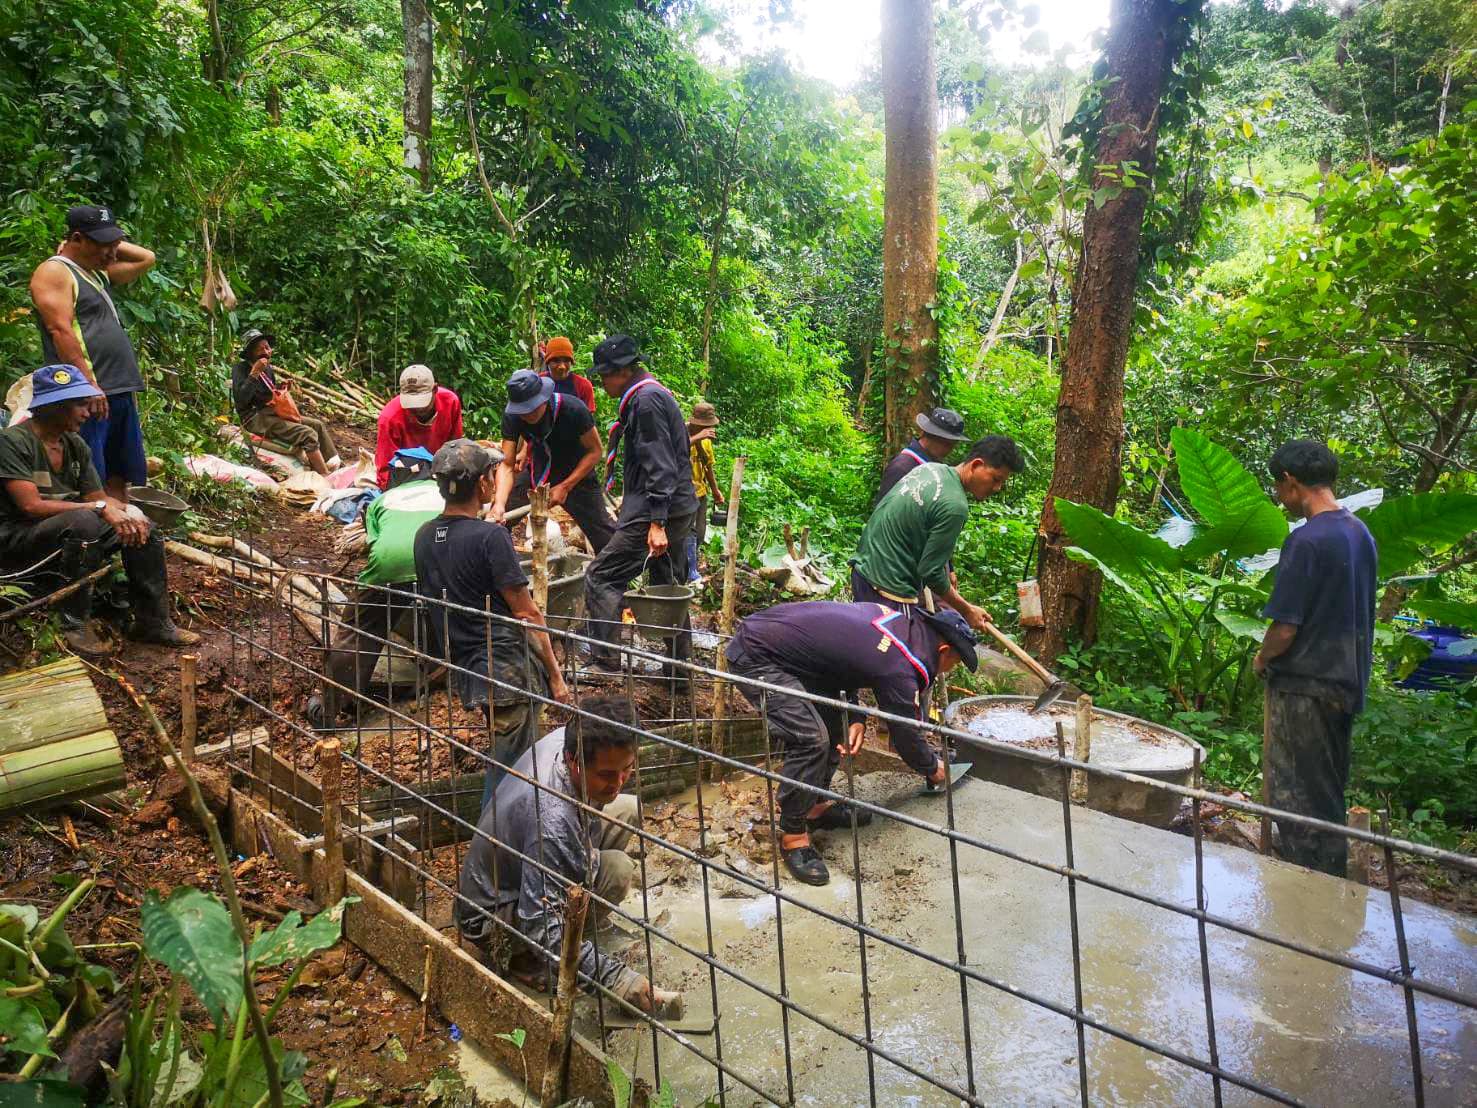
1254,440,1377,877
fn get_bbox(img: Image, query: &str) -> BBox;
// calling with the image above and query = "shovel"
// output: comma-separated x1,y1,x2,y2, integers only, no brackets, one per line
977,619,1068,714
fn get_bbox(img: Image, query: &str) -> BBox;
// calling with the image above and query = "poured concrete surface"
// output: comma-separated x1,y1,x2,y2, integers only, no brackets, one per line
591,773,1477,1106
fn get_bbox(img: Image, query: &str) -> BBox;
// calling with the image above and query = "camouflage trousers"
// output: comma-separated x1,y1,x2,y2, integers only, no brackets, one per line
1264,687,1353,878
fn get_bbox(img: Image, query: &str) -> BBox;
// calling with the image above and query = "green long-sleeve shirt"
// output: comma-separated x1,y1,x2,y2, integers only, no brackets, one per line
852,462,969,599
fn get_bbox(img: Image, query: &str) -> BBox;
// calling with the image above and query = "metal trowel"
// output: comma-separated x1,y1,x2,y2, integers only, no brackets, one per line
977,620,1068,714
922,761,973,795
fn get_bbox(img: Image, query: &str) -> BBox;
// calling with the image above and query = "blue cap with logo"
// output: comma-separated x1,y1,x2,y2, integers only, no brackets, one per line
30,365,103,409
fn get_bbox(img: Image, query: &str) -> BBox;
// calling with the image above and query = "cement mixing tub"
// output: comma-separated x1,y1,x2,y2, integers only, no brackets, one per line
943,695,1203,827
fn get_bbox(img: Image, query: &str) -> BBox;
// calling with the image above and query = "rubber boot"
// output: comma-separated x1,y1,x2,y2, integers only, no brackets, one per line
124,534,200,646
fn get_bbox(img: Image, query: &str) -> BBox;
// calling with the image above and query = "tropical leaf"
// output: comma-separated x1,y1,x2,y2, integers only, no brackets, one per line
140,889,242,1027
248,897,358,969
1358,492,1477,580
1063,546,1155,610
1214,611,1267,641
1055,499,1180,576
0,995,55,1058
1172,427,1276,529
607,1058,634,1108
0,1080,85,1107
0,904,40,936
1408,597,1477,631
1180,508,1290,563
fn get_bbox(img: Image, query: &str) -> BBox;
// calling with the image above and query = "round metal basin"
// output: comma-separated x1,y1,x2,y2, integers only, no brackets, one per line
130,486,189,530
943,695,1203,827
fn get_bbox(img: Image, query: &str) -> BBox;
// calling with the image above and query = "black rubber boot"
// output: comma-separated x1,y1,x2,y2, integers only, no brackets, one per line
123,534,199,646
806,800,874,832
781,843,830,886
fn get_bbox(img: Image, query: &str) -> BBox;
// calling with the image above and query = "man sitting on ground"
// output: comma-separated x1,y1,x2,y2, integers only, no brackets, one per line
851,435,1023,631
726,601,978,885
0,365,198,653
374,364,464,489
457,694,679,1014
491,369,616,553
414,440,571,807
875,407,969,504
231,329,340,476
539,335,596,412
584,335,699,671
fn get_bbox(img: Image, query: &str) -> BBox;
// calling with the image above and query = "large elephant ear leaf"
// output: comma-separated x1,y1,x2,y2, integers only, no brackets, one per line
140,889,243,1028
1055,498,1179,575
1358,492,1477,580
1170,428,1289,561
1063,546,1154,610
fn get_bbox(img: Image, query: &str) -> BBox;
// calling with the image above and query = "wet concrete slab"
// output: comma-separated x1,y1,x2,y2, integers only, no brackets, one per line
593,773,1477,1106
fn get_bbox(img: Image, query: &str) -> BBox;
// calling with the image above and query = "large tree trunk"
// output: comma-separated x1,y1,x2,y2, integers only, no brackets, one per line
402,0,434,189
880,0,939,456
1028,0,1188,662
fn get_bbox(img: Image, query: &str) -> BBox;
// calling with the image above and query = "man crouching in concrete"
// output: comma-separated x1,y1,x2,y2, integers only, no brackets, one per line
455,694,679,1015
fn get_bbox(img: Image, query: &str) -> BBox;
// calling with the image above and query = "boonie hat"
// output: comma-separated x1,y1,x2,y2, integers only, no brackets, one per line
66,205,126,245
505,369,555,417
915,407,968,443
400,364,437,411
239,328,275,359
690,402,719,428
592,334,642,375
544,336,575,362
29,364,103,409
918,608,980,672
430,439,495,498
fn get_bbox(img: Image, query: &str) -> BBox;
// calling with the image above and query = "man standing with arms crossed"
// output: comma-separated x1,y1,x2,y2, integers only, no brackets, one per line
30,206,157,504
1255,440,1377,877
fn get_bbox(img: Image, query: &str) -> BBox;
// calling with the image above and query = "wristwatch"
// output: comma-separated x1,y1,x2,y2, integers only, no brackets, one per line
91,501,107,514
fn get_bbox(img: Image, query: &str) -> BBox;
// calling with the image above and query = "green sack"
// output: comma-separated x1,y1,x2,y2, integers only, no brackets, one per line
359,479,445,585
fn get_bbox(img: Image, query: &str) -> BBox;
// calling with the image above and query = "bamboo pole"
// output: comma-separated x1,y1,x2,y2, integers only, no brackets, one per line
0,730,125,814
530,486,549,611
180,653,198,763
319,740,346,904
1259,687,1273,853
709,456,746,762
540,885,590,1106
1070,694,1091,804
165,542,322,636
0,657,110,756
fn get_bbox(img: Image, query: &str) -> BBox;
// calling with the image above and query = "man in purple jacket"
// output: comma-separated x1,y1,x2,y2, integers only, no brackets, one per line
726,601,979,885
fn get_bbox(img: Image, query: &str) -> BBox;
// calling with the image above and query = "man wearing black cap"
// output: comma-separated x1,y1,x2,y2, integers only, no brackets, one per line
583,336,699,671
230,329,339,476
876,407,970,504
726,602,978,885
492,369,615,553
414,439,572,805
29,206,157,503
0,365,198,653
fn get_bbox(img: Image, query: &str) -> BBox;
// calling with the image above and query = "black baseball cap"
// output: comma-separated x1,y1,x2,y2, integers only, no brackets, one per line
505,369,555,416
915,407,968,443
919,608,980,671
66,205,126,245
592,334,642,375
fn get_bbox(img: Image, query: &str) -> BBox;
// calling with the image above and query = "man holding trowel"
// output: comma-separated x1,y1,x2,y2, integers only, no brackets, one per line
1255,439,1376,877
875,406,970,504
850,435,1023,629
726,602,980,885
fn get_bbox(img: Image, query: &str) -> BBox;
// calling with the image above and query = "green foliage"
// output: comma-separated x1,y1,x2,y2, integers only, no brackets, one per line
140,888,244,1028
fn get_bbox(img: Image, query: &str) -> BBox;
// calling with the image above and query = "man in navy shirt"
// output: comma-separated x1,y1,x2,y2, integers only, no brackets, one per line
1255,440,1377,877
726,602,979,885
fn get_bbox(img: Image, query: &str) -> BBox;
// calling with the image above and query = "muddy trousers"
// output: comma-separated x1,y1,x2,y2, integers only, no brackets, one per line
0,510,172,629
505,471,617,554
584,511,696,668
727,646,847,834
1264,687,1353,878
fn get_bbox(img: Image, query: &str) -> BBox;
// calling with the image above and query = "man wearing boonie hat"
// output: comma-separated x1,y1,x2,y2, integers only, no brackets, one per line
538,336,595,412
684,401,725,584
29,205,158,503
492,369,615,552
0,365,199,654
231,329,341,476
373,363,464,489
414,439,572,805
876,407,969,504
726,602,979,885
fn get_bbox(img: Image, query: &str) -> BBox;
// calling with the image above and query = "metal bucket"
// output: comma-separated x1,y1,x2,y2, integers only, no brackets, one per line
622,583,692,630
130,487,189,530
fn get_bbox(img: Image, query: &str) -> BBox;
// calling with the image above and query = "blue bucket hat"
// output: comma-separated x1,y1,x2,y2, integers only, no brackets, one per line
505,369,555,417
29,364,103,409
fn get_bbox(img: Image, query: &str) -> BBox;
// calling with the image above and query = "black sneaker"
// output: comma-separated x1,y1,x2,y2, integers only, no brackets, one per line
781,844,830,886
806,801,874,832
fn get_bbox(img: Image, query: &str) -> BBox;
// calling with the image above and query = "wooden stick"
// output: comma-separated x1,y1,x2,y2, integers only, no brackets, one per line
1070,694,1091,804
419,945,433,1041
709,456,746,763
319,739,346,904
0,564,112,625
180,653,198,763
530,486,549,611
539,885,590,1106
1259,687,1273,853
165,543,323,637
1347,806,1372,884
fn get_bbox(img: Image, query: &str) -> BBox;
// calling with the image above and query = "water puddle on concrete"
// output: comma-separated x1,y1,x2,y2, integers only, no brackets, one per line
587,774,1477,1106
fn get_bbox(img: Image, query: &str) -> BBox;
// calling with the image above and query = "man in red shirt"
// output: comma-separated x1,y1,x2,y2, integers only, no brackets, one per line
539,336,596,412
375,364,464,489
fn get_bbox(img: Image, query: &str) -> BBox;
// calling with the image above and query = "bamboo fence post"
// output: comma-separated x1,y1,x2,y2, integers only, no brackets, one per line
1070,694,1091,805
540,885,590,1105
319,739,346,904
1347,806,1372,884
179,653,198,763
709,456,746,762
530,486,550,611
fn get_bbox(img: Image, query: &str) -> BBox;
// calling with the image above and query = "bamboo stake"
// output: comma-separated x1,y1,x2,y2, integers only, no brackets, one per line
539,885,590,1106
709,456,746,762
180,653,198,763
0,564,112,625
530,486,550,611
319,739,345,904
1347,806,1372,884
1070,694,1091,804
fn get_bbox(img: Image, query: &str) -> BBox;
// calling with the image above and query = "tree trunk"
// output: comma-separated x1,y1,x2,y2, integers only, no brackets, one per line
1437,63,1452,135
880,0,939,457
975,235,1024,372
1028,0,1188,662
402,0,434,190
204,0,227,84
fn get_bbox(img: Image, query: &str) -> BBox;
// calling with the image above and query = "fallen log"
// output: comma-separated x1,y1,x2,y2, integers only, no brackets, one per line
187,533,349,608
165,541,323,637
